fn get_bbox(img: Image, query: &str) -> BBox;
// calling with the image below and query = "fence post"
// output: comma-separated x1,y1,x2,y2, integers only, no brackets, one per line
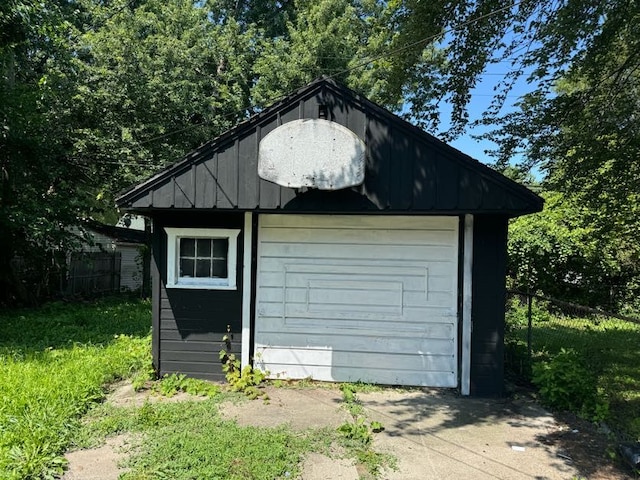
527,291,533,362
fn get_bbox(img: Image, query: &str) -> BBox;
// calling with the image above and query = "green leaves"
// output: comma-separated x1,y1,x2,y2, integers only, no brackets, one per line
532,348,609,422
0,298,151,479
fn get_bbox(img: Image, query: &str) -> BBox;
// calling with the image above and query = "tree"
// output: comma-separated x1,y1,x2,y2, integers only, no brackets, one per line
490,27,640,311
507,192,636,311
0,1,96,304
71,0,263,202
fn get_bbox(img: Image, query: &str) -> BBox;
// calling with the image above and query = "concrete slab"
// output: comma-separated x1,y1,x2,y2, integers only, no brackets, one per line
218,385,352,430
358,389,580,480
300,453,358,480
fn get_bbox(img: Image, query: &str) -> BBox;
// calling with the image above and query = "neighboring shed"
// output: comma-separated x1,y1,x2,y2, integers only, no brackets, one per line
116,77,542,396
83,222,147,291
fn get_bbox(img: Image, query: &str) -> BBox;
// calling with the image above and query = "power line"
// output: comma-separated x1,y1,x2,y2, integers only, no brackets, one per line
325,0,525,82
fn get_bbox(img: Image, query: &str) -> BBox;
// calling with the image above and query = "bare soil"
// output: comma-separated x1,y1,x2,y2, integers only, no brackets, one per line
537,411,636,480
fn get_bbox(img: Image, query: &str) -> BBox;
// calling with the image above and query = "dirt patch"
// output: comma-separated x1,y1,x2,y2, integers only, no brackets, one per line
62,381,208,479
218,385,351,430
63,382,634,480
63,434,133,480
106,380,207,408
537,412,635,480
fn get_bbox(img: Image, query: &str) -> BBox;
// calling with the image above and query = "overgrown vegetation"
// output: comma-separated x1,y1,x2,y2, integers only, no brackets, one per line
505,299,640,441
220,329,268,400
150,373,221,398
532,349,609,422
0,297,151,480
76,399,324,480
337,383,393,477
1,298,396,479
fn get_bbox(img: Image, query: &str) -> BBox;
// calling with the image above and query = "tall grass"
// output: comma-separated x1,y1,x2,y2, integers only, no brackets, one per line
0,297,151,479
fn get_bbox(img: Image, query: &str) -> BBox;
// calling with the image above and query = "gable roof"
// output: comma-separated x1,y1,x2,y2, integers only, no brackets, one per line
117,77,542,217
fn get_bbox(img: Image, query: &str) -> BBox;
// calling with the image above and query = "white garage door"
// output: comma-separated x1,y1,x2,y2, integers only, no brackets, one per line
254,215,459,387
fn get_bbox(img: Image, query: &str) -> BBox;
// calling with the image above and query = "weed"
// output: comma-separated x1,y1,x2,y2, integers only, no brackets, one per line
336,383,391,477
151,373,220,398
220,328,268,400
506,301,640,439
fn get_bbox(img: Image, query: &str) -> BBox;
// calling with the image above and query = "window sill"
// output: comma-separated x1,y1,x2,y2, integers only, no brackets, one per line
166,282,237,291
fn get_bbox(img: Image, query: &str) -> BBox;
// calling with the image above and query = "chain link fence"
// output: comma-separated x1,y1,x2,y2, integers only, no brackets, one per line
505,290,640,443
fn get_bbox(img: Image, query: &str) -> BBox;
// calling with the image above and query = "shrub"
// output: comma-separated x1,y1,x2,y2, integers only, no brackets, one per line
532,348,609,421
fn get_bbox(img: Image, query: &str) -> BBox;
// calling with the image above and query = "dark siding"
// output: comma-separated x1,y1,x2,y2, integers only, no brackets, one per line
216,144,238,208
436,153,459,210
153,212,244,381
470,215,508,396
119,80,542,216
151,221,162,375
174,169,194,208
412,140,436,209
364,115,391,209
195,156,217,208
238,130,259,209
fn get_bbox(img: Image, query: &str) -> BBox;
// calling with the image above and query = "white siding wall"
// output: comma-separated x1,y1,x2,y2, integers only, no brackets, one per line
255,215,459,387
118,244,143,291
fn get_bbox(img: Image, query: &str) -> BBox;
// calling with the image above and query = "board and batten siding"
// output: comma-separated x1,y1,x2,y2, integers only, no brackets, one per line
254,214,459,387
152,212,244,381
119,80,543,217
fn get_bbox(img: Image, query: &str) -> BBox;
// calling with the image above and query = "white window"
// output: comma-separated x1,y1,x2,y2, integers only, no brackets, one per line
165,228,240,289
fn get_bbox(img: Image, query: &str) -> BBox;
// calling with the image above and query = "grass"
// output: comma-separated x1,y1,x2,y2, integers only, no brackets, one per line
505,299,640,441
0,296,151,479
0,297,388,480
74,398,329,480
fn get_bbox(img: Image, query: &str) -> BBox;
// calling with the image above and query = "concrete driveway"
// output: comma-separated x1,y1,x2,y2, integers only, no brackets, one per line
220,386,582,480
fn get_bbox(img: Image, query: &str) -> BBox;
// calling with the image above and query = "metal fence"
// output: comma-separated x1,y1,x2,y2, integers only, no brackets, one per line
504,290,640,441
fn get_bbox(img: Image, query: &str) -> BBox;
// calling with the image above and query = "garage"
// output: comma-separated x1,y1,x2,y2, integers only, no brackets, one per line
254,214,459,387
116,76,543,395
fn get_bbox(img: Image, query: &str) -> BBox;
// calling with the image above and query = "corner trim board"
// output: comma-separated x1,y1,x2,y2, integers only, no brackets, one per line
461,214,473,395
241,212,252,368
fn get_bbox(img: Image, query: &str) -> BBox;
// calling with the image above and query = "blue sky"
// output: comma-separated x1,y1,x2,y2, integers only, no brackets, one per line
436,61,533,165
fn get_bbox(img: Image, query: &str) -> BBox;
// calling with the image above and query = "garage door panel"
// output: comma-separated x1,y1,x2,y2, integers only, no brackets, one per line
259,258,456,276
260,282,455,305
259,271,455,293
257,348,455,371
257,333,455,355
257,303,457,322
260,228,456,245
257,318,456,338
255,214,459,387
260,214,458,231
259,242,455,261
261,363,457,387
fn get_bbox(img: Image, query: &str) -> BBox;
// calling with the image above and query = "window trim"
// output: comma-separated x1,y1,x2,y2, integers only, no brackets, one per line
164,227,240,290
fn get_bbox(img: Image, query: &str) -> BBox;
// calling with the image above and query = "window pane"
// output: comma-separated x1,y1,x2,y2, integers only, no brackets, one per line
196,238,211,257
212,239,228,258
179,258,195,277
195,259,211,277
180,238,195,257
212,259,227,278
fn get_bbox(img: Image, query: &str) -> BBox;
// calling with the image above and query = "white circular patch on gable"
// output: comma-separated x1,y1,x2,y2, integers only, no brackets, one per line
258,119,366,190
